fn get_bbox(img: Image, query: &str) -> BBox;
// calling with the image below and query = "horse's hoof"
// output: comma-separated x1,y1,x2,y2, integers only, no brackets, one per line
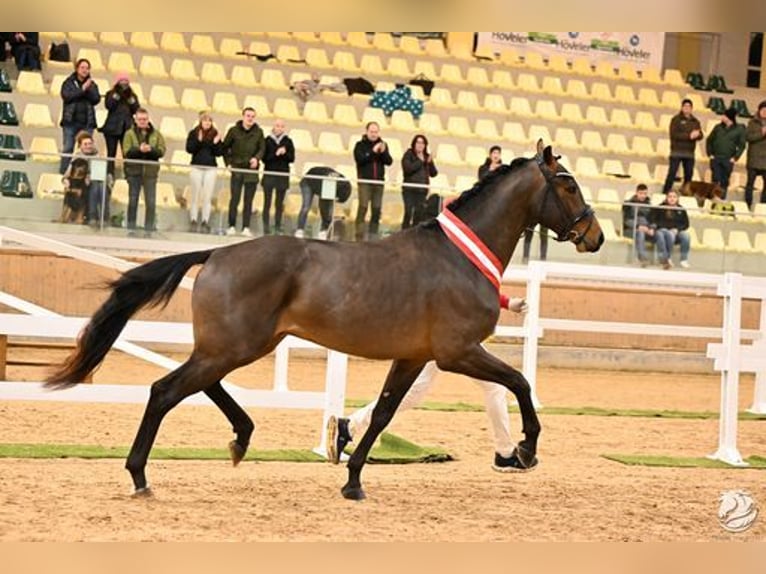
131,486,154,498
513,445,539,472
341,484,366,501
229,440,247,467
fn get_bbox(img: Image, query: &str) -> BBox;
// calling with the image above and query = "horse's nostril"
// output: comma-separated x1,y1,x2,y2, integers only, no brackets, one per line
598,232,604,247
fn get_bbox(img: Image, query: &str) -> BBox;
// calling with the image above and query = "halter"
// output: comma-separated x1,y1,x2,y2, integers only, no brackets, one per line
535,158,594,245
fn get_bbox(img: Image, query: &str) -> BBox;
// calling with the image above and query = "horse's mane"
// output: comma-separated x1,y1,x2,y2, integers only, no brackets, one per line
421,157,533,229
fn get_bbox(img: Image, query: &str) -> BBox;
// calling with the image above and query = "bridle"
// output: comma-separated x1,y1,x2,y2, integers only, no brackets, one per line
535,159,594,245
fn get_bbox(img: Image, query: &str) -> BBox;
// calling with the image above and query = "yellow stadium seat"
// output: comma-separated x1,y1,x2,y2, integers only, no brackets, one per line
410,61,436,81
484,93,508,114
548,54,569,73
49,74,67,97
29,137,59,163
731,200,752,218
628,162,654,183
702,228,725,250
391,110,416,132
502,122,527,144
541,76,565,96
303,101,330,123
596,188,621,210
554,128,580,150
106,52,137,75
599,218,620,241
400,36,423,55
474,118,499,141
170,59,199,82
16,71,46,95
510,97,533,118
156,182,177,207
139,55,168,79
498,48,521,67
130,32,158,50
663,68,685,86
180,88,209,111
516,73,541,93
242,94,272,118
614,84,636,104
419,113,446,136
265,32,290,40
631,136,656,157
387,57,412,78
660,90,682,109
110,179,129,204
293,32,318,43
535,100,559,121
565,78,588,99
148,85,179,109
754,232,766,253
585,106,609,126
76,48,104,72
69,31,97,43
447,116,474,138
590,82,613,102
456,90,482,111
375,81,396,93
463,145,487,167
602,159,627,177
618,62,640,82
198,62,228,85
408,84,425,100
579,186,594,203
491,69,514,90
466,67,492,87
372,33,398,52
332,51,358,72
359,54,385,75
36,172,64,199
168,150,192,174
429,87,456,109
306,48,332,69
317,131,346,155
260,69,287,90
212,92,240,116
273,98,301,120
159,116,188,141
435,143,464,166
571,57,593,76
332,104,359,127
100,32,127,46
361,107,387,126
610,108,634,129
190,34,217,57
528,124,552,145
638,88,661,107
219,38,244,58
574,157,600,178
635,111,660,131
276,45,301,63
425,38,448,58
448,41,473,61
386,137,403,162
439,63,466,84
560,102,585,124
685,93,705,111
248,41,272,57
728,230,754,253
22,103,54,128
318,32,345,45
522,51,546,70
347,32,370,49
160,32,188,53
290,128,316,152
594,60,615,79
231,66,258,88
641,67,663,84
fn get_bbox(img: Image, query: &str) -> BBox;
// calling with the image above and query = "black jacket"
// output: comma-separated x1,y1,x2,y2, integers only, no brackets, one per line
621,195,653,237
651,201,689,231
401,148,437,194
353,136,393,182
60,72,100,129
300,166,351,203
100,84,140,136
185,127,223,167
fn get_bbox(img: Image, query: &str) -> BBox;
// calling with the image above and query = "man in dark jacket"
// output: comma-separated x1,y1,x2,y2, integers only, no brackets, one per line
261,118,295,235
353,121,392,239
651,189,691,269
100,72,140,178
59,58,100,174
221,107,265,237
662,99,704,193
621,183,655,265
705,108,746,198
744,100,766,209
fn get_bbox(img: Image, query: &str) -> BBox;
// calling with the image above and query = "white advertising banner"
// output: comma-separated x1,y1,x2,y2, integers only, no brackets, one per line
477,32,666,71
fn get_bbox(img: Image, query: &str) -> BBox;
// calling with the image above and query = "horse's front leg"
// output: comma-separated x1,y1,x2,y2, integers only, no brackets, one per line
342,359,426,500
438,344,540,470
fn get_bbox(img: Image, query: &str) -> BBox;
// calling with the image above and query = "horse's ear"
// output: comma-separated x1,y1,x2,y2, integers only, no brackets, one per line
535,139,544,156
543,145,556,168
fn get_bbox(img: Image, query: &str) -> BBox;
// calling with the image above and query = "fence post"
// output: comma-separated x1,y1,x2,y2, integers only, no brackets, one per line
314,350,348,457
708,272,747,466
522,261,545,408
273,338,290,392
747,296,766,414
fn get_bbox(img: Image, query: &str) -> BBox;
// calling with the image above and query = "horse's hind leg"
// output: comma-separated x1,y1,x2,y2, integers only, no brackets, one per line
204,381,254,466
342,359,425,501
125,353,232,495
438,344,540,470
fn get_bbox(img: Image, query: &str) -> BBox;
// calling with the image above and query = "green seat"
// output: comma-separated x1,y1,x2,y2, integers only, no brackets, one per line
0,68,11,93
0,170,33,198
0,101,20,126
713,75,734,94
0,133,26,161
731,98,753,118
686,71,706,90
707,96,726,115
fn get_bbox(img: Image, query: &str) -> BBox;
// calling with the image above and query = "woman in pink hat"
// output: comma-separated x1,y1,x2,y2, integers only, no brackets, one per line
99,72,140,179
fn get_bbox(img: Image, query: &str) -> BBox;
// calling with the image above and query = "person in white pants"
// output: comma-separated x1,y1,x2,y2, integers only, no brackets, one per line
327,296,529,472
186,111,222,234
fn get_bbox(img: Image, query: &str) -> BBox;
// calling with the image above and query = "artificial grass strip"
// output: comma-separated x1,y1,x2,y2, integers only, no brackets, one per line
602,454,766,469
345,399,766,421
0,433,452,464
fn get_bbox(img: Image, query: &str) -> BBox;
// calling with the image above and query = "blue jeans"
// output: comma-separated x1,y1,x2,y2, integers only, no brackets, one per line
655,229,690,263
634,228,652,261
662,157,694,193
87,181,107,227
126,175,157,231
297,182,333,231
59,125,93,174
710,157,733,196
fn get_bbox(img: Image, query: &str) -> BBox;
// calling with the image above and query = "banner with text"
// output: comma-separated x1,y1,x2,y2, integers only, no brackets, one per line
477,32,666,71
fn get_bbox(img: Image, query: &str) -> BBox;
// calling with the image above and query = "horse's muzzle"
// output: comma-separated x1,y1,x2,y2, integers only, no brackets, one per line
576,230,604,253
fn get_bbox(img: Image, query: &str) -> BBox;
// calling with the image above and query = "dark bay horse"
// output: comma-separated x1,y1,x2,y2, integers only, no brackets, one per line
46,141,603,500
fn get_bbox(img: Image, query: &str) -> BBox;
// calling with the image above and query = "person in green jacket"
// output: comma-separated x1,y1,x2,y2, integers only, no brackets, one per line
221,107,265,237
122,107,166,236
745,100,766,209
705,108,746,198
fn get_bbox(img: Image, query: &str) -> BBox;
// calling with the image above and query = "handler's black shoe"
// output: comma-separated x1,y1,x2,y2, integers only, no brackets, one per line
492,449,538,473
326,416,352,465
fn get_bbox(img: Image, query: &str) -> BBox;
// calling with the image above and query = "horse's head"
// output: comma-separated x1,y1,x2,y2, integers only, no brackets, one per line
534,139,603,253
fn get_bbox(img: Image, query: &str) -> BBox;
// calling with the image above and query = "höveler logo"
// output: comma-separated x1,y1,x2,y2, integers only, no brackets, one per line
718,490,758,533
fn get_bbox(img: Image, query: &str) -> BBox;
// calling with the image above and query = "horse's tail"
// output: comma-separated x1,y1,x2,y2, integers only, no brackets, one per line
46,249,213,389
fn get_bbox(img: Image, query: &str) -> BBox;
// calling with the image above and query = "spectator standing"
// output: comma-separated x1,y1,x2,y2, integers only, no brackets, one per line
221,107,265,237
261,119,295,235
621,183,655,265
705,108,746,199
353,122,393,240
186,111,222,234
401,134,437,230
100,72,140,178
59,58,100,174
294,166,351,240
122,108,166,236
9,32,41,71
744,100,766,210
662,98,704,193
652,189,691,269
477,144,503,181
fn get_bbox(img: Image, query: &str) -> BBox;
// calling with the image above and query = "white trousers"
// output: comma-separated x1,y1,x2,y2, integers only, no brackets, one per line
189,167,217,223
347,360,514,457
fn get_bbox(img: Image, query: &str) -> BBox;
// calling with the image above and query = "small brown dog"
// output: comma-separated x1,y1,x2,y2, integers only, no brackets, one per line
680,180,724,208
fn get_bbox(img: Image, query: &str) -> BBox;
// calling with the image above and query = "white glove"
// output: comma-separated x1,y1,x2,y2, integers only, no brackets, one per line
509,297,528,314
